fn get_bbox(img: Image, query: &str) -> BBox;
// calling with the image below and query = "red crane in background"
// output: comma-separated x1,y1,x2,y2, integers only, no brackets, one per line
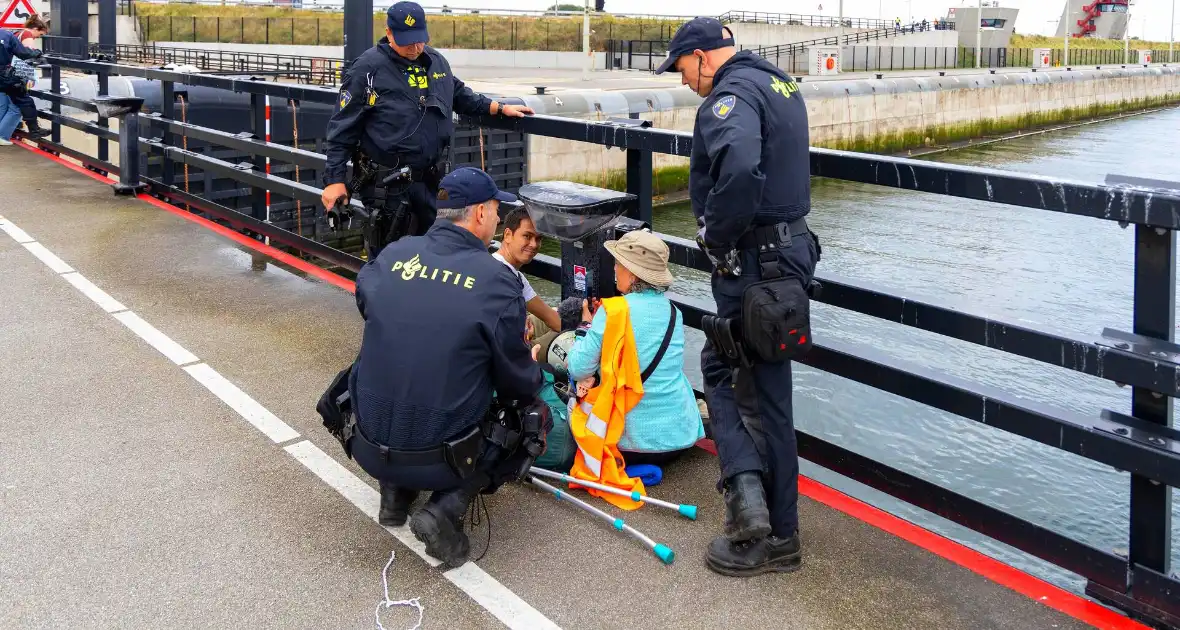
1074,0,1128,37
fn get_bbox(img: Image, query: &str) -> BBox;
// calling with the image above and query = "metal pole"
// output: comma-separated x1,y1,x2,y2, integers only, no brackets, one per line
975,0,982,69
839,0,844,42
1171,0,1175,63
343,0,374,65
582,0,591,80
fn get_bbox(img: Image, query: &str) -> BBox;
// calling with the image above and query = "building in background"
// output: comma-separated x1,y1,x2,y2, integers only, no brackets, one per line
1054,0,1130,40
941,2,1020,49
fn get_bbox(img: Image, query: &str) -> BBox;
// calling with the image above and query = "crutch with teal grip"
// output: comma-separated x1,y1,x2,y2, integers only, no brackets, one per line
529,476,676,565
530,467,698,520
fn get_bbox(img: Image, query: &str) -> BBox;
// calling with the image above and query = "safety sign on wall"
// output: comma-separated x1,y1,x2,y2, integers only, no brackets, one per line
0,0,38,29
809,46,841,76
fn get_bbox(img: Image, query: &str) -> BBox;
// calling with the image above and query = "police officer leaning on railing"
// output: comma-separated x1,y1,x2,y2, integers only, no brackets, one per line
317,167,550,569
319,1,533,261
655,17,822,577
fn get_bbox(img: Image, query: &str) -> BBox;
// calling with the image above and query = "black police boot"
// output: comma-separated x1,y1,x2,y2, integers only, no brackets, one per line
24,121,49,139
723,471,772,542
705,533,802,577
378,481,419,527
409,488,472,569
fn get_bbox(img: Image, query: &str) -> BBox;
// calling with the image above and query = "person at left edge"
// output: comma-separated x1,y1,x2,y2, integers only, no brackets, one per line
320,1,534,260
350,167,547,568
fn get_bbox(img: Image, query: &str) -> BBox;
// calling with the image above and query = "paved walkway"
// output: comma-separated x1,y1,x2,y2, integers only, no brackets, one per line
0,144,1132,629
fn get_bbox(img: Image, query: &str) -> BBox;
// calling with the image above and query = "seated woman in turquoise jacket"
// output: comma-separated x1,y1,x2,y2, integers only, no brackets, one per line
565,230,705,466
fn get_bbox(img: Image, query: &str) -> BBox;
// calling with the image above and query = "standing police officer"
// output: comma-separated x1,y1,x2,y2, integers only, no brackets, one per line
655,18,821,577
320,1,533,260
333,167,547,569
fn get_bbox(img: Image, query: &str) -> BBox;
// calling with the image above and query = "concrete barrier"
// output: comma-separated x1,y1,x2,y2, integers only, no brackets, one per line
152,42,606,69
511,66,1180,183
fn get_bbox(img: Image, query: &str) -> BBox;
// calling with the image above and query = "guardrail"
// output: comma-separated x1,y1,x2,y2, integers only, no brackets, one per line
752,20,931,59
718,10,891,29
20,54,1180,628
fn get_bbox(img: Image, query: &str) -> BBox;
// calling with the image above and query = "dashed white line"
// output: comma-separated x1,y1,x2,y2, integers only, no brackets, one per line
23,242,75,274
1,214,562,630
185,363,301,444
111,311,201,366
284,440,440,566
0,218,34,243
285,439,561,630
60,272,128,314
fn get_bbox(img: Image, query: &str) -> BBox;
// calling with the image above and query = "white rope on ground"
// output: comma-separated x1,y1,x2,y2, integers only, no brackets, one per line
374,550,424,630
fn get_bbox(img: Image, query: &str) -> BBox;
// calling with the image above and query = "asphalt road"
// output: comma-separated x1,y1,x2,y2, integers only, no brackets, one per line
0,145,1098,630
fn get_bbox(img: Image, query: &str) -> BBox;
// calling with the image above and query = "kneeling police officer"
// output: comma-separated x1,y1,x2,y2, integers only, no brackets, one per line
655,18,821,576
319,167,548,568
320,1,533,260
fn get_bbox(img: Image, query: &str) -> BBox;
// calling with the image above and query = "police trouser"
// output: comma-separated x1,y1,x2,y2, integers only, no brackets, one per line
6,88,36,126
357,178,439,261
350,424,538,495
701,228,819,539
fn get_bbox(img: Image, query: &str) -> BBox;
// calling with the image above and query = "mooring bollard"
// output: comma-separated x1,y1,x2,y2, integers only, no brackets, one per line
93,96,147,196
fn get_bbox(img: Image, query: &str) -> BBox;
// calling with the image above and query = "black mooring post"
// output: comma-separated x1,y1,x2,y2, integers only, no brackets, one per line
114,111,145,195
249,91,268,238
560,235,614,303
1128,222,1176,577
625,112,654,225
343,0,374,67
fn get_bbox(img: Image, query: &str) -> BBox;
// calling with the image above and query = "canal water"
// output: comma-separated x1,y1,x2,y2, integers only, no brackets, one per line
535,105,1180,592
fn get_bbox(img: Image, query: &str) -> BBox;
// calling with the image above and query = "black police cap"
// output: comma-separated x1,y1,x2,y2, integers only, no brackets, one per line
654,17,735,75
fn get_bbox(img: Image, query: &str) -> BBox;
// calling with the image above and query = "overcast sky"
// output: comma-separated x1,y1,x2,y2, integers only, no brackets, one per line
437,1,1180,42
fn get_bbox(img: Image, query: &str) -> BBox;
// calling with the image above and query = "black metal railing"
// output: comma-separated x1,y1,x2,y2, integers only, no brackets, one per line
753,20,932,59
93,43,345,86
718,10,891,29
19,55,1180,628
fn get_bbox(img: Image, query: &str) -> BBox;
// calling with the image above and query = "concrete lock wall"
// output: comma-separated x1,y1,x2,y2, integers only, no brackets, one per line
152,42,606,70
513,66,1180,182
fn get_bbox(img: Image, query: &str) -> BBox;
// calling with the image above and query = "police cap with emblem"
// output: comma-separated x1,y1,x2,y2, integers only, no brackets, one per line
387,1,429,46
654,17,735,75
438,167,519,209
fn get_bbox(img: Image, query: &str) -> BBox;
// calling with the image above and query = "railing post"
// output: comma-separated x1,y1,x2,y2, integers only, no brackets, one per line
249,91,268,239
1129,221,1176,577
49,65,61,147
98,0,116,167
161,80,175,188
625,112,653,225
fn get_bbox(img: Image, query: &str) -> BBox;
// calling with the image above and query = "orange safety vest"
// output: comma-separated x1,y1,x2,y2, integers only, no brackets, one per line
568,297,646,510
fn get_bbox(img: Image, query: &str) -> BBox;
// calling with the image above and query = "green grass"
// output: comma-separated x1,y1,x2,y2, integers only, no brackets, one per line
1011,33,1175,50
133,3,684,50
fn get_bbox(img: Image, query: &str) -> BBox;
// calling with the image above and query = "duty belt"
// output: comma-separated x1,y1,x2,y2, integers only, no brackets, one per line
734,217,811,252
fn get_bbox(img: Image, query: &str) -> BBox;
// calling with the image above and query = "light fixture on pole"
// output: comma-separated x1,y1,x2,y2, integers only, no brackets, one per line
582,0,591,81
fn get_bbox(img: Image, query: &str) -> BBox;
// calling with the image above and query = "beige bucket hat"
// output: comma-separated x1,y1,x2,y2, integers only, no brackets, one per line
604,230,674,288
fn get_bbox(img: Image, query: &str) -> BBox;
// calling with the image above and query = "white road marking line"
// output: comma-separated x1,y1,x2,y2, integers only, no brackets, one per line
0,218,34,243
284,440,561,630
60,272,128,314
444,564,563,630
184,363,301,444
3,214,560,629
23,242,75,274
283,440,440,567
112,311,200,366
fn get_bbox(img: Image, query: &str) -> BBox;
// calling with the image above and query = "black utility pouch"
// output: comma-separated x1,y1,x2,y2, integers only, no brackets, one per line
702,314,753,369
442,424,485,480
741,275,813,364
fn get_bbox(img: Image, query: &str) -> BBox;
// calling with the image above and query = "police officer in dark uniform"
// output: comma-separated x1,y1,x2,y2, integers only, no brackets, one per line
327,167,547,569
655,18,821,576
320,1,533,260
